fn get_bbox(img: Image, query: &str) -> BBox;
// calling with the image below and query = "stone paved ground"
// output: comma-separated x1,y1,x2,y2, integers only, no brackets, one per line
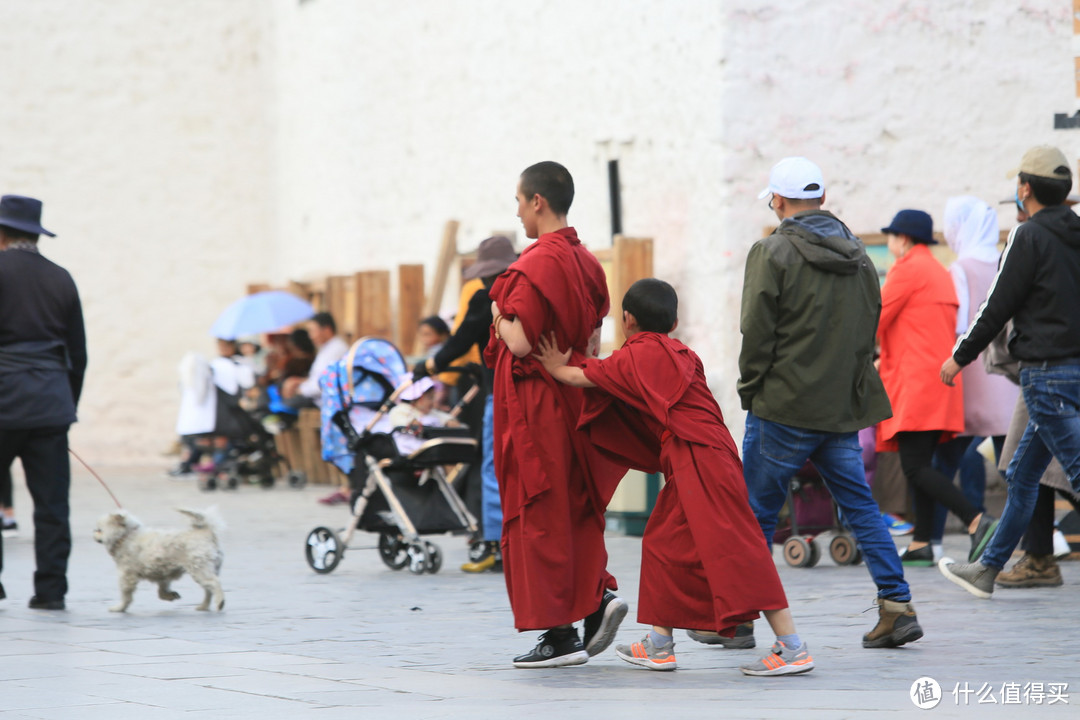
0,466,1077,719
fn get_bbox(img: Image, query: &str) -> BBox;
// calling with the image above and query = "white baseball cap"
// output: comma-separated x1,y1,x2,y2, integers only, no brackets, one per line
757,157,825,200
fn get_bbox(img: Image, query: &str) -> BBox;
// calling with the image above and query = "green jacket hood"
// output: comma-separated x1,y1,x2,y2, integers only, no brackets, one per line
782,210,864,275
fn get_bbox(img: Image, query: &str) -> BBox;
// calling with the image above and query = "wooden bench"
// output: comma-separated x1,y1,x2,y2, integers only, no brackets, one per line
273,409,343,486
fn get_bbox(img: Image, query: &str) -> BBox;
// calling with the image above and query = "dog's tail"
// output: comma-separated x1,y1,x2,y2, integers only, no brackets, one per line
176,506,226,535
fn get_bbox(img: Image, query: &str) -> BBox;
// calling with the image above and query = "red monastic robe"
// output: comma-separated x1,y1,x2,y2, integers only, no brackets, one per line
580,332,788,633
485,227,625,631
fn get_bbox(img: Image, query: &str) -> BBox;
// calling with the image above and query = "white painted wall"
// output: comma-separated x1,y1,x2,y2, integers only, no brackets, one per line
0,1,275,462
2,0,1076,462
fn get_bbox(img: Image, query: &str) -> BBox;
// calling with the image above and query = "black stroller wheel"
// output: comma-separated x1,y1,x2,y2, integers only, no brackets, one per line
378,533,409,570
287,470,307,489
259,473,275,489
306,526,343,574
406,543,428,574
424,542,443,574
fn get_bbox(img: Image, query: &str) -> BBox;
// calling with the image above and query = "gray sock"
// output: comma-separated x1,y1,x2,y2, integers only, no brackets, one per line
649,630,673,647
777,633,802,650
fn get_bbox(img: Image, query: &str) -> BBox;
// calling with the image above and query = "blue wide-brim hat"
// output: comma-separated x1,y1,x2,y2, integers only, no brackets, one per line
882,209,935,245
0,195,55,237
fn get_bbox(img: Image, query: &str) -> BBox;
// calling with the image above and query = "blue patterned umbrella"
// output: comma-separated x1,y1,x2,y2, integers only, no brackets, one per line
209,291,315,340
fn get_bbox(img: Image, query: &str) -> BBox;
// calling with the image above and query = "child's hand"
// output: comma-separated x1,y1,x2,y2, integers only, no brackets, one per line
533,332,571,372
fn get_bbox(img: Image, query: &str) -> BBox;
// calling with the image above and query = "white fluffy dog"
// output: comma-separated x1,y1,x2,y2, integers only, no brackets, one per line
93,507,225,612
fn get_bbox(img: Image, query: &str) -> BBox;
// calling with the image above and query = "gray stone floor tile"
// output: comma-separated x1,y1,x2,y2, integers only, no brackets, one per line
0,466,1078,718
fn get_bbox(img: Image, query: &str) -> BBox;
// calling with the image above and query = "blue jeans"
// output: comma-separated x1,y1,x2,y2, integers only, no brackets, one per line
481,394,503,542
742,412,911,602
981,364,1080,569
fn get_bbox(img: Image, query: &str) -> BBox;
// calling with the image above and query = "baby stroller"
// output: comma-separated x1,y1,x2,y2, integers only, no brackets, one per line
774,462,863,568
202,387,307,491
304,338,480,576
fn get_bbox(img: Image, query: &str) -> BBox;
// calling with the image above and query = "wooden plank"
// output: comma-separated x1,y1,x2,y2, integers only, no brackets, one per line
246,283,271,295
398,264,425,355
326,275,356,343
610,236,654,348
287,280,311,301
424,220,460,317
297,408,330,484
274,427,304,481
355,270,392,340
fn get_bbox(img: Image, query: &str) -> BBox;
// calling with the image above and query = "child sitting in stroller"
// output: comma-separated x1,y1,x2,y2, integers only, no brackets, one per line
388,377,463,455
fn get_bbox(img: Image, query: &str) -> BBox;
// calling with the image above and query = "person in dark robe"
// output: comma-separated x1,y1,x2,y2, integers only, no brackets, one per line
486,161,628,668
535,278,813,677
0,195,86,610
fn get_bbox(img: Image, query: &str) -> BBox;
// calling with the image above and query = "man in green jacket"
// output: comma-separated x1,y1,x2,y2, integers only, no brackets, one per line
736,157,922,650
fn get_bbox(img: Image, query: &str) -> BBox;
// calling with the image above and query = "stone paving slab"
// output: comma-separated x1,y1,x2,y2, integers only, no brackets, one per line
0,466,1077,718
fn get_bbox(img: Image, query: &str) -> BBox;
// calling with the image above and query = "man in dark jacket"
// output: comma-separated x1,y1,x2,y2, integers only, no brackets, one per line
940,146,1080,599
0,195,86,610
413,235,517,572
737,157,922,651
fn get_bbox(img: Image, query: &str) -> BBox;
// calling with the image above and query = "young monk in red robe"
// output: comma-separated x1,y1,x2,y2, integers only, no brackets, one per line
486,161,629,668
534,278,814,676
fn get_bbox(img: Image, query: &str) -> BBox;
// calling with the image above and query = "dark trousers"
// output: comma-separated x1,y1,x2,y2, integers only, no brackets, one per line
1022,484,1080,555
0,426,71,599
896,431,980,543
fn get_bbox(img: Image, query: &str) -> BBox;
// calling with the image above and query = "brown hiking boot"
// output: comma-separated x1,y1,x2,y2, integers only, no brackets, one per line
995,553,1063,588
862,598,924,648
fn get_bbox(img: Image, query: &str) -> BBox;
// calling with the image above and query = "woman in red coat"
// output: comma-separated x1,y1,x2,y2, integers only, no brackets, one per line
877,210,996,566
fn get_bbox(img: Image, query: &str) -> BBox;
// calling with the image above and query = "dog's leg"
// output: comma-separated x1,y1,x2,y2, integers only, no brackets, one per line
157,581,181,602
189,567,224,611
110,574,137,612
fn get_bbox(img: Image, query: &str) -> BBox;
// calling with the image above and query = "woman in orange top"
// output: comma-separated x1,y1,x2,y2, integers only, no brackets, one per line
877,210,995,566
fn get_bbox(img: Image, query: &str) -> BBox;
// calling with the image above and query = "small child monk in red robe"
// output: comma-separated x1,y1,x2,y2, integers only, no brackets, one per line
534,278,814,676
487,161,629,668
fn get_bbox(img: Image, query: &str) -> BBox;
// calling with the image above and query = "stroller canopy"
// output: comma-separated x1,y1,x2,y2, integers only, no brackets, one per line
320,337,409,473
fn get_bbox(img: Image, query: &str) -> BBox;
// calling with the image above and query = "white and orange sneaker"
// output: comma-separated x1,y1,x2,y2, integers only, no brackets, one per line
739,641,814,676
615,635,678,671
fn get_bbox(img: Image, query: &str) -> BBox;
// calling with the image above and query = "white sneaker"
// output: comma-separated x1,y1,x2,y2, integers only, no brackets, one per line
1053,529,1071,559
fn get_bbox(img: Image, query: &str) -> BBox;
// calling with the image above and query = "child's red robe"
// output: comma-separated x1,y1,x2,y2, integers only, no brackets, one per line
486,227,625,631
580,332,788,633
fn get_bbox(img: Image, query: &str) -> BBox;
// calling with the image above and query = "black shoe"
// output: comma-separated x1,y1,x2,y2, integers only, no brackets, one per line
582,590,629,657
899,545,935,567
687,621,757,649
28,596,65,610
0,582,6,600
512,627,589,668
461,542,502,573
969,514,999,562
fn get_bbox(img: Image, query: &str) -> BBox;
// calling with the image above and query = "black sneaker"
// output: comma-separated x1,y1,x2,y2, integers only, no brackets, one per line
969,514,999,563
899,545,935,567
582,590,629,657
0,581,6,600
512,628,589,668
28,596,65,610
